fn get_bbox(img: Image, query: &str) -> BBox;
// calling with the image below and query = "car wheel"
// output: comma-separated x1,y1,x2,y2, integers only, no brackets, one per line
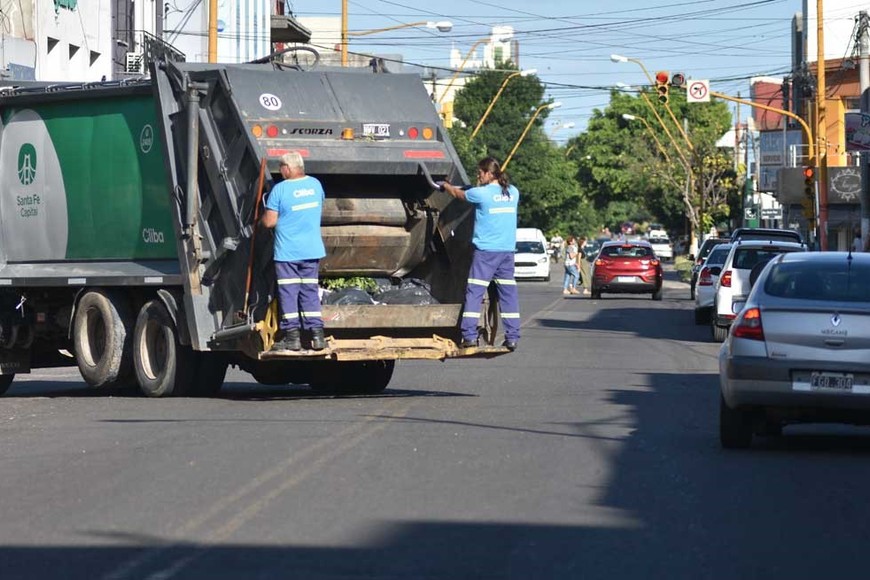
0,374,14,396
651,287,663,301
694,308,709,325
712,323,729,343
719,394,753,449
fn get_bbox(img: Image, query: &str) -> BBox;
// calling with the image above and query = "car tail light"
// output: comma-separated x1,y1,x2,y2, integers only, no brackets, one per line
595,258,608,267
650,259,660,267
720,270,732,287
732,307,764,341
698,267,713,286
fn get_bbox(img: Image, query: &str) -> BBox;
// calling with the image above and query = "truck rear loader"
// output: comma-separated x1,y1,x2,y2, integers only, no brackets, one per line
0,58,507,397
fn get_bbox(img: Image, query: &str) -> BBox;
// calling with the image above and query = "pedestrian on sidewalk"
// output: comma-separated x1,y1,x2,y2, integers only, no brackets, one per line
576,236,591,295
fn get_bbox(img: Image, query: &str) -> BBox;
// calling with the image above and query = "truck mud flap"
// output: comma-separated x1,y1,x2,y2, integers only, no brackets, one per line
258,335,510,361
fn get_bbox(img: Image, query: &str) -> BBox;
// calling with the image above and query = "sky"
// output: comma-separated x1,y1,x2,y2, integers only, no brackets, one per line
284,0,849,143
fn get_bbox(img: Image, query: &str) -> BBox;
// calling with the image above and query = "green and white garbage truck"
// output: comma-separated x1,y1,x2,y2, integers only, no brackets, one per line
0,59,507,398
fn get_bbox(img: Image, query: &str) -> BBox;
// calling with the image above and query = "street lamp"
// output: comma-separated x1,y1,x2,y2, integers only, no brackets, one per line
470,68,537,140
438,37,491,104
503,101,562,170
622,114,671,164
340,0,452,66
611,53,694,152
549,121,575,137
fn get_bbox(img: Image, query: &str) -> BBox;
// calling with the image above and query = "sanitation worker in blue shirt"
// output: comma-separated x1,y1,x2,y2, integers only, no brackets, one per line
440,157,520,351
261,151,327,352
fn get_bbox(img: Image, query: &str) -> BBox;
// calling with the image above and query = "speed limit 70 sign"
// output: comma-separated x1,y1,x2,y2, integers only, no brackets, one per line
687,80,710,103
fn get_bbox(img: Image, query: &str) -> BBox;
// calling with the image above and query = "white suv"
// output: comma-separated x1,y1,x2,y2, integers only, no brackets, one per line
647,232,673,261
711,240,805,342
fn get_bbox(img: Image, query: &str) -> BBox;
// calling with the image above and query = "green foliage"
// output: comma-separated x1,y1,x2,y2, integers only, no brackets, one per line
321,277,378,292
446,63,593,236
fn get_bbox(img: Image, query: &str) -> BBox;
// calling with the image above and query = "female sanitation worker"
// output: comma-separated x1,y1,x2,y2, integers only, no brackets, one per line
440,157,520,351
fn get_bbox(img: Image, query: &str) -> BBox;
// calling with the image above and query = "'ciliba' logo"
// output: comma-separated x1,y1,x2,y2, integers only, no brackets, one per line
17,144,36,186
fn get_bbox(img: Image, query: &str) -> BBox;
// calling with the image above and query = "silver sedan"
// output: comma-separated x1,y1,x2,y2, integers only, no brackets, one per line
718,251,870,448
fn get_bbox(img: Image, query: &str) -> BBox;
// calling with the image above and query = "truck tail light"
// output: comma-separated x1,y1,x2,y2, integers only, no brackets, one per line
408,127,419,139
266,125,279,138
422,127,434,140
251,124,263,138
732,307,764,341
720,270,732,287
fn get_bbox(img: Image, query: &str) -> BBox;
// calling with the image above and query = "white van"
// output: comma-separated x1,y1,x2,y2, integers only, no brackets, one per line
515,228,550,281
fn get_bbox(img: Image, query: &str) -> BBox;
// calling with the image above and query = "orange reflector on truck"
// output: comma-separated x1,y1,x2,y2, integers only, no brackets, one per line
422,127,434,140
341,128,354,140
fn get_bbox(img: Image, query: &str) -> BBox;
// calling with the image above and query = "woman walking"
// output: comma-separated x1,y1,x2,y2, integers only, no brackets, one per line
576,236,592,296
563,236,580,295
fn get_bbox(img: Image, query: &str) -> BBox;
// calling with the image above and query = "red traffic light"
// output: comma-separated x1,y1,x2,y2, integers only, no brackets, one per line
655,71,670,85
803,167,815,180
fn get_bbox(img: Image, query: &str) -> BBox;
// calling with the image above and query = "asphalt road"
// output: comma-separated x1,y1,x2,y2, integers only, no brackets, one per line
2,264,870,579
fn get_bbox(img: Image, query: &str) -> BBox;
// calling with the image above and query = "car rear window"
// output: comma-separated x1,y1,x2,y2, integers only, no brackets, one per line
698,239,726,259
601,245,653,258
765,262,870,302
649,237,670,244
516,241,545,253
733,247,800,270
705,246,731,266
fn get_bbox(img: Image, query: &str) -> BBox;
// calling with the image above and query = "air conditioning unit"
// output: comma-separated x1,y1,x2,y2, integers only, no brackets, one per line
125,52,144,74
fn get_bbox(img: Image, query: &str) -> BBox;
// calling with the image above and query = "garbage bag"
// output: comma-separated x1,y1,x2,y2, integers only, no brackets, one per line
374,278,439,305
322,288,376,305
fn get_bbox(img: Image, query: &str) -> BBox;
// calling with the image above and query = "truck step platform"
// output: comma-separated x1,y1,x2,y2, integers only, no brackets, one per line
257,335,510,361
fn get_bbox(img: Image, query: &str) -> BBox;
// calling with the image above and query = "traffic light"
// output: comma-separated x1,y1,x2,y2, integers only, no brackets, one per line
655,71,670,104
802,166,816,219
671,72,686,87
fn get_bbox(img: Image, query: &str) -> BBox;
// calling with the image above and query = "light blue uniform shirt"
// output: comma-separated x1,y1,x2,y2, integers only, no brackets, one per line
464,183,520,252
265,175,326,262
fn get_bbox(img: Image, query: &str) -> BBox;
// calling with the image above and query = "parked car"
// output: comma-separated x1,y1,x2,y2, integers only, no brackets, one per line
591,241,663,300
693,242,732,324
711,240,805,342
730,227,803,245
690,237,729,300
515,228,551,281
719,252,870,448
648,234,673,261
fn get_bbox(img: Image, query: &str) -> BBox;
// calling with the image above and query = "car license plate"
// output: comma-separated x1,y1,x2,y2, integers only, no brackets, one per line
617,276,635,283
363,123,390,137
794,372,854,392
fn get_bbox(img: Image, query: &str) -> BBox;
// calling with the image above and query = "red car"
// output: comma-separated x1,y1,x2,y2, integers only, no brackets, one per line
591,241,663,300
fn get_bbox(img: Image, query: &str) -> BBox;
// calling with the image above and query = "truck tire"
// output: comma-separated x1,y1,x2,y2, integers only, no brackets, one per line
133,300,195,397
73,290,134,388
190,353,228,397
0,374,14,396
310,360,395,395
250,361,298,386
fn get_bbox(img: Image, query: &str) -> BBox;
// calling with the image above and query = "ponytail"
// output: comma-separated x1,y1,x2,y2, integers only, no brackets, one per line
478,157,511,198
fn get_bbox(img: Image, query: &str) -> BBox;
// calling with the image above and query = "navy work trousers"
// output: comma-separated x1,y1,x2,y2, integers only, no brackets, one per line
461,249,520,343
275,260,323,331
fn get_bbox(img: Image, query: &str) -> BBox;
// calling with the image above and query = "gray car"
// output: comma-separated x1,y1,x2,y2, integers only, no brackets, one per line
718,252,870,448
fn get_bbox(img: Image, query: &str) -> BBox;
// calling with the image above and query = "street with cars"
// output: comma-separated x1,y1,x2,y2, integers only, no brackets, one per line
3,246,870,578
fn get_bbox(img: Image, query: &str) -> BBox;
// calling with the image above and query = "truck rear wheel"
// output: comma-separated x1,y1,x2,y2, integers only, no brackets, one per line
310,360,395,395
133,300,194,397
73,290,134,388
0,374,14,396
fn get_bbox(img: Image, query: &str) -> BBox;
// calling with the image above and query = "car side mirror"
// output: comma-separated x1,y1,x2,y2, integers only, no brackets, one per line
708,266,722,276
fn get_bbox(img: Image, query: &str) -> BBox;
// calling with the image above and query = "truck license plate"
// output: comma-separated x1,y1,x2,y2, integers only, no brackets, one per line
363,123,390,137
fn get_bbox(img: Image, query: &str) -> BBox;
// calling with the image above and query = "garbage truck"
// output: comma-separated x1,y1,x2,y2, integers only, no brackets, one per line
0,57,509,398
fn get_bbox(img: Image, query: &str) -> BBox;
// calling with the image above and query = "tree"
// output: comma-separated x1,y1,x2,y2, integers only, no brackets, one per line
447,64,595,235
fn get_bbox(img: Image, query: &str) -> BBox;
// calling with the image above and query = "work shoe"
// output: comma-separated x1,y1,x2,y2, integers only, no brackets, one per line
460,337,478,349
271,328,301,351
501,339,518,352
310,328,327,351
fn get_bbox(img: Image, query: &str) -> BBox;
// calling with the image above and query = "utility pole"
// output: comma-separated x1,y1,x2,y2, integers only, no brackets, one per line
735,92,741,173
817,0,829,250
859,11,870,250
208,0,218,63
